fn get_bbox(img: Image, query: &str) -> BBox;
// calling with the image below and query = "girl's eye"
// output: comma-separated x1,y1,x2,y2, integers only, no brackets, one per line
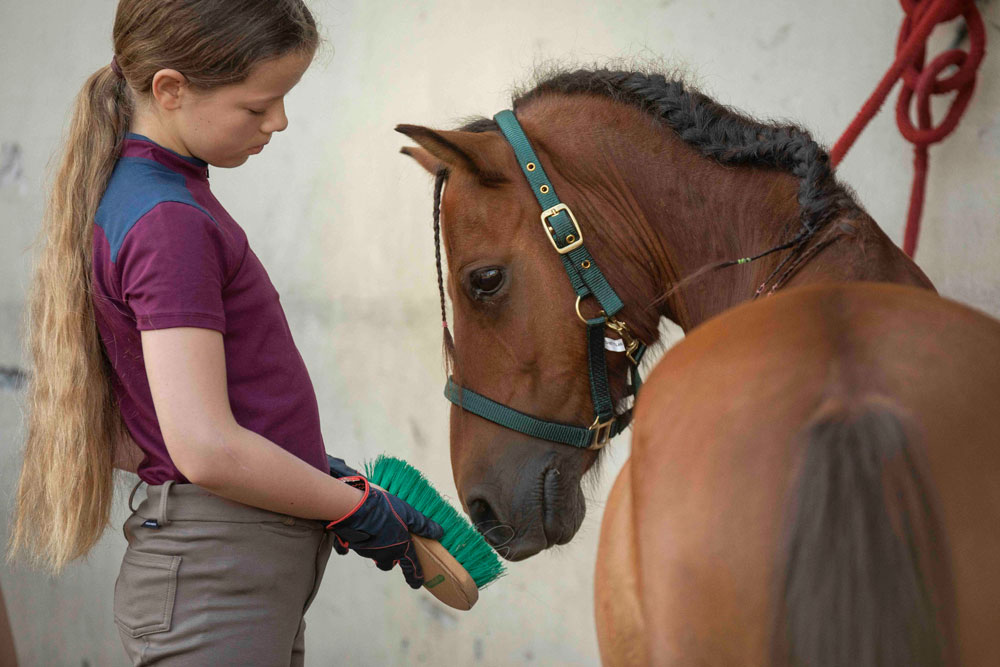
247,108,266,116
469,266,506,300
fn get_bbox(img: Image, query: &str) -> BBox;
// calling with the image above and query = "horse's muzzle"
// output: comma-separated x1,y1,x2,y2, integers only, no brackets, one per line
465,463,586,561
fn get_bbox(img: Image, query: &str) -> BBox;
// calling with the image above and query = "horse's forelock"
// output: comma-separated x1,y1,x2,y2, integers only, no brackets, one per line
459,117,499,134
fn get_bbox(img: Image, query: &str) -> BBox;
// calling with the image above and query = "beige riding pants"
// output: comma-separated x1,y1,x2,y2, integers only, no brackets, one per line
115,481,334,666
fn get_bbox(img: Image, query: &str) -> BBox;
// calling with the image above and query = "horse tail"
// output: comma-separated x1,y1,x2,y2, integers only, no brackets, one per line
772,399,955,667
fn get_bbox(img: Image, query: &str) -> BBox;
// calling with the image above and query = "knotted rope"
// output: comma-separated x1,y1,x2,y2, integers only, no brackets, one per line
831,0,985,256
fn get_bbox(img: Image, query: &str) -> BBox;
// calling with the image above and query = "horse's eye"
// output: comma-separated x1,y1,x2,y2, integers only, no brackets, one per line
469,266,505,299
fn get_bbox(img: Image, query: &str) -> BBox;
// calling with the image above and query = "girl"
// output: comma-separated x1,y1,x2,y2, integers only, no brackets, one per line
9,1,441,664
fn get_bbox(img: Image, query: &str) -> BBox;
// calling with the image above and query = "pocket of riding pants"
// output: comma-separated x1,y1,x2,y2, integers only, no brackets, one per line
114,548,181,638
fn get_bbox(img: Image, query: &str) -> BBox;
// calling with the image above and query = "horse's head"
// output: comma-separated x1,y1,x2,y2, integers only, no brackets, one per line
398,107,652,560
397,70,876,560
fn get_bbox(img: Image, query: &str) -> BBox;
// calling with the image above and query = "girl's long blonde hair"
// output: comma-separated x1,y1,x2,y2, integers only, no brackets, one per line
10,0,318,572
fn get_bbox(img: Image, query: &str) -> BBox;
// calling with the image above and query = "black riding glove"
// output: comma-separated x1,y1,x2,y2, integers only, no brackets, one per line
326,472,444,589
328,455,361,480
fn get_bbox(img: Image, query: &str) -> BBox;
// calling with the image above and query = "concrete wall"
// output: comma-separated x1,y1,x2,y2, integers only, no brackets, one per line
2,1,998,665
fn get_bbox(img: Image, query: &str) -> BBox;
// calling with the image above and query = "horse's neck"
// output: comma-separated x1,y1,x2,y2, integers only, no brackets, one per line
763,211,934,300
658,211,933,333
592,148,934,338
667,208,936,331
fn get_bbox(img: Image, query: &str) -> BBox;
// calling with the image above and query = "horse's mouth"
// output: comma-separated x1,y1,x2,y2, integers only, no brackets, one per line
540,465,578,547
538,468,572,549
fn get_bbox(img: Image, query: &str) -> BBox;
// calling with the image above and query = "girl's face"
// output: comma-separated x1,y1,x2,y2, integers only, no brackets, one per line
174,50,314,168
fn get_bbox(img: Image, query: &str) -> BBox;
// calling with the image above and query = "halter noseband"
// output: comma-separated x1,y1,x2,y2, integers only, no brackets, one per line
443,110,646,450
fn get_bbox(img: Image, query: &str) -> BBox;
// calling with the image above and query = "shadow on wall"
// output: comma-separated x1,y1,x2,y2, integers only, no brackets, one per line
1,366,26,665
0,367,27,392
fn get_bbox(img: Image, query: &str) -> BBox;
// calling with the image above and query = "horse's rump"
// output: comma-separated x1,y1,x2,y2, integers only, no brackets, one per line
620,283,1000,664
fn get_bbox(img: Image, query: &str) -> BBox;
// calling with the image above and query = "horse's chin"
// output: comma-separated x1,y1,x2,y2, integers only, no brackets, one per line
502,534,549,561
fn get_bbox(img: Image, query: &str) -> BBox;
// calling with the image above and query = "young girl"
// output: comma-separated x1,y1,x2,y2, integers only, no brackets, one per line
9,1,441,663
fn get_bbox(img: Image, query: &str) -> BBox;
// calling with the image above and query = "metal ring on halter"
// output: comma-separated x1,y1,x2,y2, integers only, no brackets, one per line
575,295,605,325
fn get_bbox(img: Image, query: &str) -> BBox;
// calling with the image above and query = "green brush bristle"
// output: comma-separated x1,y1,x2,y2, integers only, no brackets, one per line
364,455,505,588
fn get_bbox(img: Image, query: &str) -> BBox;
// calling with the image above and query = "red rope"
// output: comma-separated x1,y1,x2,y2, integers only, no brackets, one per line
830,0,985,257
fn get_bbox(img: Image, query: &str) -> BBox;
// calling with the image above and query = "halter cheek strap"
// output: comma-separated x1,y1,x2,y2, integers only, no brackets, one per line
443,110,646,450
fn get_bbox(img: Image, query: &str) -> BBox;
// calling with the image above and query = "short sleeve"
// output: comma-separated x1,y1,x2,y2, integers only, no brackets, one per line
117,201,228,333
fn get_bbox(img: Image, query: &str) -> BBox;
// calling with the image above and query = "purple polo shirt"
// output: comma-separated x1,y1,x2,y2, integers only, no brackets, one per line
92,134,327,484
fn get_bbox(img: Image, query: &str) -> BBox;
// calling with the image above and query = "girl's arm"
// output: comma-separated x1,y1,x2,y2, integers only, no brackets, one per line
141,327,362,520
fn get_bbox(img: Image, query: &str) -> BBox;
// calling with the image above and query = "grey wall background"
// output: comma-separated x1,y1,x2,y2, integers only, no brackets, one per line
2,1,998,665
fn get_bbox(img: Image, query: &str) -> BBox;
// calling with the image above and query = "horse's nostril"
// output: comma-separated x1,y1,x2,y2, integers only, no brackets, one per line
467,497,497,531
467,497,512,547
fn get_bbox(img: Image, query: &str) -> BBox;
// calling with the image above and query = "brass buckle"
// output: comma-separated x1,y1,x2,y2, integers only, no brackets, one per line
541,203,584,255
588,414,615,450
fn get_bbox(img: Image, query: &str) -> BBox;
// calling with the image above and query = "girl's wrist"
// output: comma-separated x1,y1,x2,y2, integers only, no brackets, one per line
327,475,365,522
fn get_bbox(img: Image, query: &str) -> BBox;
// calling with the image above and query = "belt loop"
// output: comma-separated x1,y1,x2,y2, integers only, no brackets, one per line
155,480,176,527
127,480,145,513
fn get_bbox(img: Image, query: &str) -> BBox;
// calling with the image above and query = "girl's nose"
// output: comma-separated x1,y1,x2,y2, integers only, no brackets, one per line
263,101,288,133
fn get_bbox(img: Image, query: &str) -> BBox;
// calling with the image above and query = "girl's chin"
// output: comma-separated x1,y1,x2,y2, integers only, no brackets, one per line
209,154,251,168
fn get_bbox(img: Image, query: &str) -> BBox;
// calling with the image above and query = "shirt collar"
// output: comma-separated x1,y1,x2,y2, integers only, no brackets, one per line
122,133,210,181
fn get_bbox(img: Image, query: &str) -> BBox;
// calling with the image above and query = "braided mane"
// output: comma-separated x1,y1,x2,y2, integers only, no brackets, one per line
516,69,856,232
460,68,860,286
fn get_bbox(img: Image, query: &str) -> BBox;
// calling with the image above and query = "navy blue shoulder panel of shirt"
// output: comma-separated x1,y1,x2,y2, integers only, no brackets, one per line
95,156,216,263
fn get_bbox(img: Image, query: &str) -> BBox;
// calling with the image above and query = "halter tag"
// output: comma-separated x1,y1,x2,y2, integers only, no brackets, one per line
604,337,627,352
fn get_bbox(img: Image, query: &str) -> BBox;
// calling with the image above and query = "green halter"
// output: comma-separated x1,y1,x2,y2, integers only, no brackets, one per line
443,110,646,450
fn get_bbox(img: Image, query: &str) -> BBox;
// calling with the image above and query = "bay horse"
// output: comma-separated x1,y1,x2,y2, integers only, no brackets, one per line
398,69,1000,665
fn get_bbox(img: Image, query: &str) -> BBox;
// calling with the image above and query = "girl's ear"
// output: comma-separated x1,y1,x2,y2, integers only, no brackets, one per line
150,69,188,111
396,125,509,186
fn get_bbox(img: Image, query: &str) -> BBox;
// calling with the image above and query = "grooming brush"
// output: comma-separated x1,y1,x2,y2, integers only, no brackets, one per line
364,455,505,610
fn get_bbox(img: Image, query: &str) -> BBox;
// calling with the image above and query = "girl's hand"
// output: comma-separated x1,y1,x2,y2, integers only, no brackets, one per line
326,476,444,589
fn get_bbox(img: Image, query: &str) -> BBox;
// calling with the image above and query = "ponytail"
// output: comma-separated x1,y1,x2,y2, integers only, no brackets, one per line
9,65,134,572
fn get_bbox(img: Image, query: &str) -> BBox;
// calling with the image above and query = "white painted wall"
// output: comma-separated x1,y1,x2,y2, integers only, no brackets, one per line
2,1,998,665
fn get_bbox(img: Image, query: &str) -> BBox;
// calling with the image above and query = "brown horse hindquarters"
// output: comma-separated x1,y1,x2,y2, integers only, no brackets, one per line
599,283,1000,666
596,457,647,666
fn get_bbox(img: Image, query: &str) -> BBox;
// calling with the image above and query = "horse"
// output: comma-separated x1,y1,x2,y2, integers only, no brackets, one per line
398,69,1000,665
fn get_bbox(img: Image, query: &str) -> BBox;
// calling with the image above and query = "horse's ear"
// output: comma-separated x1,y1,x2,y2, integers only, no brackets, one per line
396,125,508,185
399,146,444,176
